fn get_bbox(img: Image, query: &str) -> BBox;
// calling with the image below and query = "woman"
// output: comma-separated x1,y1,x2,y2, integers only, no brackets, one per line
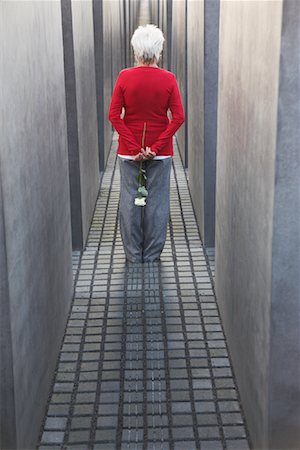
108,24,185,263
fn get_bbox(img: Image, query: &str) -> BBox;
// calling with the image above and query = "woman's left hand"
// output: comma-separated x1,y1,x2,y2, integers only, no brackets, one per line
142,146,156,160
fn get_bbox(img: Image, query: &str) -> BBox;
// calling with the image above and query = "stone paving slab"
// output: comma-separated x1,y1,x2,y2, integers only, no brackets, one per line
38,133,250,449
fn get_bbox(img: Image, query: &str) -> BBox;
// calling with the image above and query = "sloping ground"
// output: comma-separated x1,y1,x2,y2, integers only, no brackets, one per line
38,133,250,450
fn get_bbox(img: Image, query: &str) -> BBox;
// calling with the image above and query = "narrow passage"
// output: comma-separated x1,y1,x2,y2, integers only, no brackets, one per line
39,133,250,450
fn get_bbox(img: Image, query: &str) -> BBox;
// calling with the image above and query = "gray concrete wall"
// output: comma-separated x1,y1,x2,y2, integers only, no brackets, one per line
94,0,127,171
123,0,131,68
106,0,142,159
93,0,105,172
187,0,219,249
103,0,128,166
203,0,219,248
130,0,140,57
111,1,126,92
157,0,169,70
0,181,16,450
149,0,157,24
216,0,281,445
143,0,168,69
0,1,73,448
215,0,300,447
103,0,114,166
171,0,187,165
61,0,83,250
268,0,300,447
123,0,139,68
71,0,100,247
187,0,204,241
166,0,172,70
62,0,100,250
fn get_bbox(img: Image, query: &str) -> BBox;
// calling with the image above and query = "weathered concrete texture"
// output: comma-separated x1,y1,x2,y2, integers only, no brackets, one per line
121,0,137,70
103,0,114,167
61,0,83,251
106,0,144,161
128,0,140,66
187,0,219,249
166,0,172,70
138,0,150,27
93,0,126,172
0,182,16,449
268,0,300,447
0,2,73,448
70,0,100,249
111,1,126,100
216,0,300,448
216,0,281,445
149,0,158,24
203,0,219,248
155,0,169,70
187,0,204,242
171,0,187,165
93,0,105,172
123,0,131,68
102,0,130,165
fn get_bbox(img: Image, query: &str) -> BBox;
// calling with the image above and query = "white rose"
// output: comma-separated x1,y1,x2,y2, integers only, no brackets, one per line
134,197,146,206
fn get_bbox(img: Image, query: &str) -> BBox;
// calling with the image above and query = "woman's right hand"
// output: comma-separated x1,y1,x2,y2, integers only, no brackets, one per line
133,147,156,161
133,150,144,161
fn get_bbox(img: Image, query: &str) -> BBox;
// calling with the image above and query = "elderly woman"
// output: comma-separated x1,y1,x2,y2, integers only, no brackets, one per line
108,24,185,263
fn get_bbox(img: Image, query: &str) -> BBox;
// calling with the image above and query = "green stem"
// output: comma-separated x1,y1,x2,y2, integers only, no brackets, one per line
139,160,143,187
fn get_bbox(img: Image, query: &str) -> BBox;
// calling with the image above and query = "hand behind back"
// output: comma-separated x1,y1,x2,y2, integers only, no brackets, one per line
133,146,156,161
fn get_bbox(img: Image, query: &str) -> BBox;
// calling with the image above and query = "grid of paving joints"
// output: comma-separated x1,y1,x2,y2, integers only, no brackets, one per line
38,133,250,450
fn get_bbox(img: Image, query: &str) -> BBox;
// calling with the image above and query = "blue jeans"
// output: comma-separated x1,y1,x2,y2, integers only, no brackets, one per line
118,157,172,262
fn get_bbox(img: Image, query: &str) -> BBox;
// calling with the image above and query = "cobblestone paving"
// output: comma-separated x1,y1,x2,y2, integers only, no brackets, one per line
38,134,250,450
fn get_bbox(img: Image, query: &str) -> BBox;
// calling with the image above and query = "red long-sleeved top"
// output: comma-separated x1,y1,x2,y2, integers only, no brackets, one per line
108,66,185,156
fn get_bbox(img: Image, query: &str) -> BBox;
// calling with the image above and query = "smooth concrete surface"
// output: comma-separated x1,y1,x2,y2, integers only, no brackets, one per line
71,0,100,249
215,0,299,447
103,0,114,166
187,0,204,242
123,0,138,68
0,182,16,449
216,0,281,445
171,0,187,165
111,1,127,103
93,0,108,172
61,0,83,251
62,0,100,250
128,0,140,66
150,0,158,24
157,0,169,70
187,0,219,249
0,2,73,448
103,0,127,165
268,0,300,447
111,1,124,87
105,0,142,161
123,0,131,68
103,0,129,165
166,0,172,70
203,0,219,247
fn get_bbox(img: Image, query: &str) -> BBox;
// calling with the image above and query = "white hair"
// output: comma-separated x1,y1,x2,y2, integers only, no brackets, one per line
131,24,165,64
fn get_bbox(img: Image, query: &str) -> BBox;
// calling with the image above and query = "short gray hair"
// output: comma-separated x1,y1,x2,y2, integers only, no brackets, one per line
131,24,165,65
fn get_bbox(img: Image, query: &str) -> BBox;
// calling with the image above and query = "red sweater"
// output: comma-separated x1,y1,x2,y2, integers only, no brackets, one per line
108,66,185,156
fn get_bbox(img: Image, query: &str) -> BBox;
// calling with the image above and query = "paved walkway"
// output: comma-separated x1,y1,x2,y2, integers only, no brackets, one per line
38,134,250,450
